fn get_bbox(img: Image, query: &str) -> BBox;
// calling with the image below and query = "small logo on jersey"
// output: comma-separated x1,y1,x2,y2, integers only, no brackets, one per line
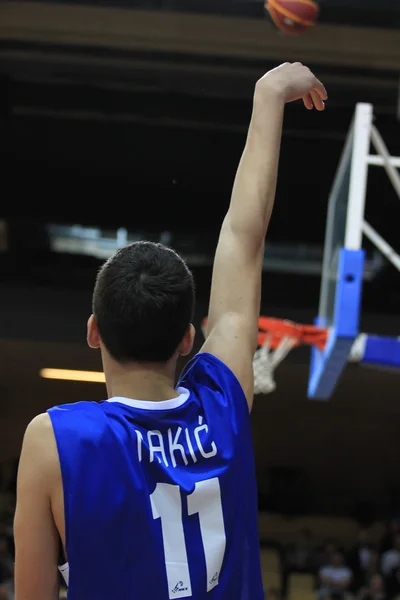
172,581,188,594
209,572,219,585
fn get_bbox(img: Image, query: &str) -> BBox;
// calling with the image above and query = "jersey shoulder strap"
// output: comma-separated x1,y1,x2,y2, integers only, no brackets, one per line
178,352,248,413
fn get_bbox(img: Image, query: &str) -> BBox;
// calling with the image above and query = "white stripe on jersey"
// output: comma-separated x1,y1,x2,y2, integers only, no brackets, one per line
59,562,69,586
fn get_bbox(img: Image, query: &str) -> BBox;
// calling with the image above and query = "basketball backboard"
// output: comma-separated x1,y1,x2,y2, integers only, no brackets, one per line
308,103,400,399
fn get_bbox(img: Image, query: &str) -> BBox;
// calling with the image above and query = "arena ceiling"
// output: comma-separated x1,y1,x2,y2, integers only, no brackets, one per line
1,3,399,195
1,2,399,107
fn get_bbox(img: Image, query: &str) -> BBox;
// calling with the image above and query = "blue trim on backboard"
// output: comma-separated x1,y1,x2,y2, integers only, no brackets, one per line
308,248,365,400
361,335,400,368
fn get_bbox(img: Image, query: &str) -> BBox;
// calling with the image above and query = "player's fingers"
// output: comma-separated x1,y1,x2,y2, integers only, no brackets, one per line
303,93,313,110
313,78,328,101
310,89,325,111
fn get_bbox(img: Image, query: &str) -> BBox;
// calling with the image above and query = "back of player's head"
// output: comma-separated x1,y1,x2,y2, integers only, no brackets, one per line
92,241,195,362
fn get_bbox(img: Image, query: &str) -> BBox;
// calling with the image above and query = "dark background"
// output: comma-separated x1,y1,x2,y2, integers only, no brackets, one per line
1,0,400,517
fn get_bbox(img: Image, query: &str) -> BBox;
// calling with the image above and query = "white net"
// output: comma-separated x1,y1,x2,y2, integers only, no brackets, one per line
253,335,297,395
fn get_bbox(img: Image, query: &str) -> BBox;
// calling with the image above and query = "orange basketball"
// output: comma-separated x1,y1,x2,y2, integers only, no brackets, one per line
265,0,319,36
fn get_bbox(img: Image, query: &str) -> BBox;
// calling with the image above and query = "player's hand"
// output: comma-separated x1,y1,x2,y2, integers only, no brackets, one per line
255,62,327,111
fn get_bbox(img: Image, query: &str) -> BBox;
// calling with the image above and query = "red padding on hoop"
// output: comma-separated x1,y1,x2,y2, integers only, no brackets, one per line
258,317,327,350
202,315,327,351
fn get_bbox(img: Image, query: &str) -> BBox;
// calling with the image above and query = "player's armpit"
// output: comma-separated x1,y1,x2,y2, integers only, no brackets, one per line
14,413,60,600
201,312,257,408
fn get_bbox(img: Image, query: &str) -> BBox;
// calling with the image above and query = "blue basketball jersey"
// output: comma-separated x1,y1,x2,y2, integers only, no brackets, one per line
48,352,264,600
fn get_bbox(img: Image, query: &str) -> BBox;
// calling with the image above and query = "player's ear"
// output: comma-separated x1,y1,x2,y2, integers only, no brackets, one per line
178,323,195,357
87,314,101,350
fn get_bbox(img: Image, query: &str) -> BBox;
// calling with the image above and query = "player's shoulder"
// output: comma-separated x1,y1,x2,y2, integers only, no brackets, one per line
21,413,59,475
49,400,101,414
179,352,247,407
48,400,107,425
47,401,106,437
24,409,82,444
180,351,234,382
24,412,53,440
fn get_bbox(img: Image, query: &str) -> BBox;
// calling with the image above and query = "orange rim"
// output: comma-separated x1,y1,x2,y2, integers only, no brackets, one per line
201,316,327,351
258,316,327,350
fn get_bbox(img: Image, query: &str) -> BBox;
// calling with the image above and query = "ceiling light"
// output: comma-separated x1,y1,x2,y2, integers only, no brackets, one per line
40,368,105,383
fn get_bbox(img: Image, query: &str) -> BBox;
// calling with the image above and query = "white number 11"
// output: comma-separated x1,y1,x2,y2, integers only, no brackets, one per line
150,477,226,599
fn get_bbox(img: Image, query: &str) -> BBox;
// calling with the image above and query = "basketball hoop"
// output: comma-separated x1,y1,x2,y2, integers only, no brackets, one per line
201,316,327,395
254,317,327,394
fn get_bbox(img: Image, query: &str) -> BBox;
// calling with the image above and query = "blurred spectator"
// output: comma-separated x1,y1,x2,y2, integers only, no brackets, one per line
358,574,387,600
381,534,400,577
347,529,375,592
381,520,400,554
318,550,353,600
316,540,338,570
364,550,382,584
285,529,316,574
266,587,282,600
384,564,400,600
0,586,9,600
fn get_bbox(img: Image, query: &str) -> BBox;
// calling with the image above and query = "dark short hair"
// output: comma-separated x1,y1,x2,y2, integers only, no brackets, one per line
92,241,195,362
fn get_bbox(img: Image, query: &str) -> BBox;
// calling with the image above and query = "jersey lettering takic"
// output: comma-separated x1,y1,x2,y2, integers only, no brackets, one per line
48,352,264,600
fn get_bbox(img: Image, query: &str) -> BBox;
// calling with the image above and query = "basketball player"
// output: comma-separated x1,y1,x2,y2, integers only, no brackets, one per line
14,62,326,600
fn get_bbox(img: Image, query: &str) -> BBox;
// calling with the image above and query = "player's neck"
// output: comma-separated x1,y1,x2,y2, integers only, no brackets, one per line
103,358,179,402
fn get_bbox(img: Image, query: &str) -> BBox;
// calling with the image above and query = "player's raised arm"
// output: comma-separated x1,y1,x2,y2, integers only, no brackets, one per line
202,63,327,408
